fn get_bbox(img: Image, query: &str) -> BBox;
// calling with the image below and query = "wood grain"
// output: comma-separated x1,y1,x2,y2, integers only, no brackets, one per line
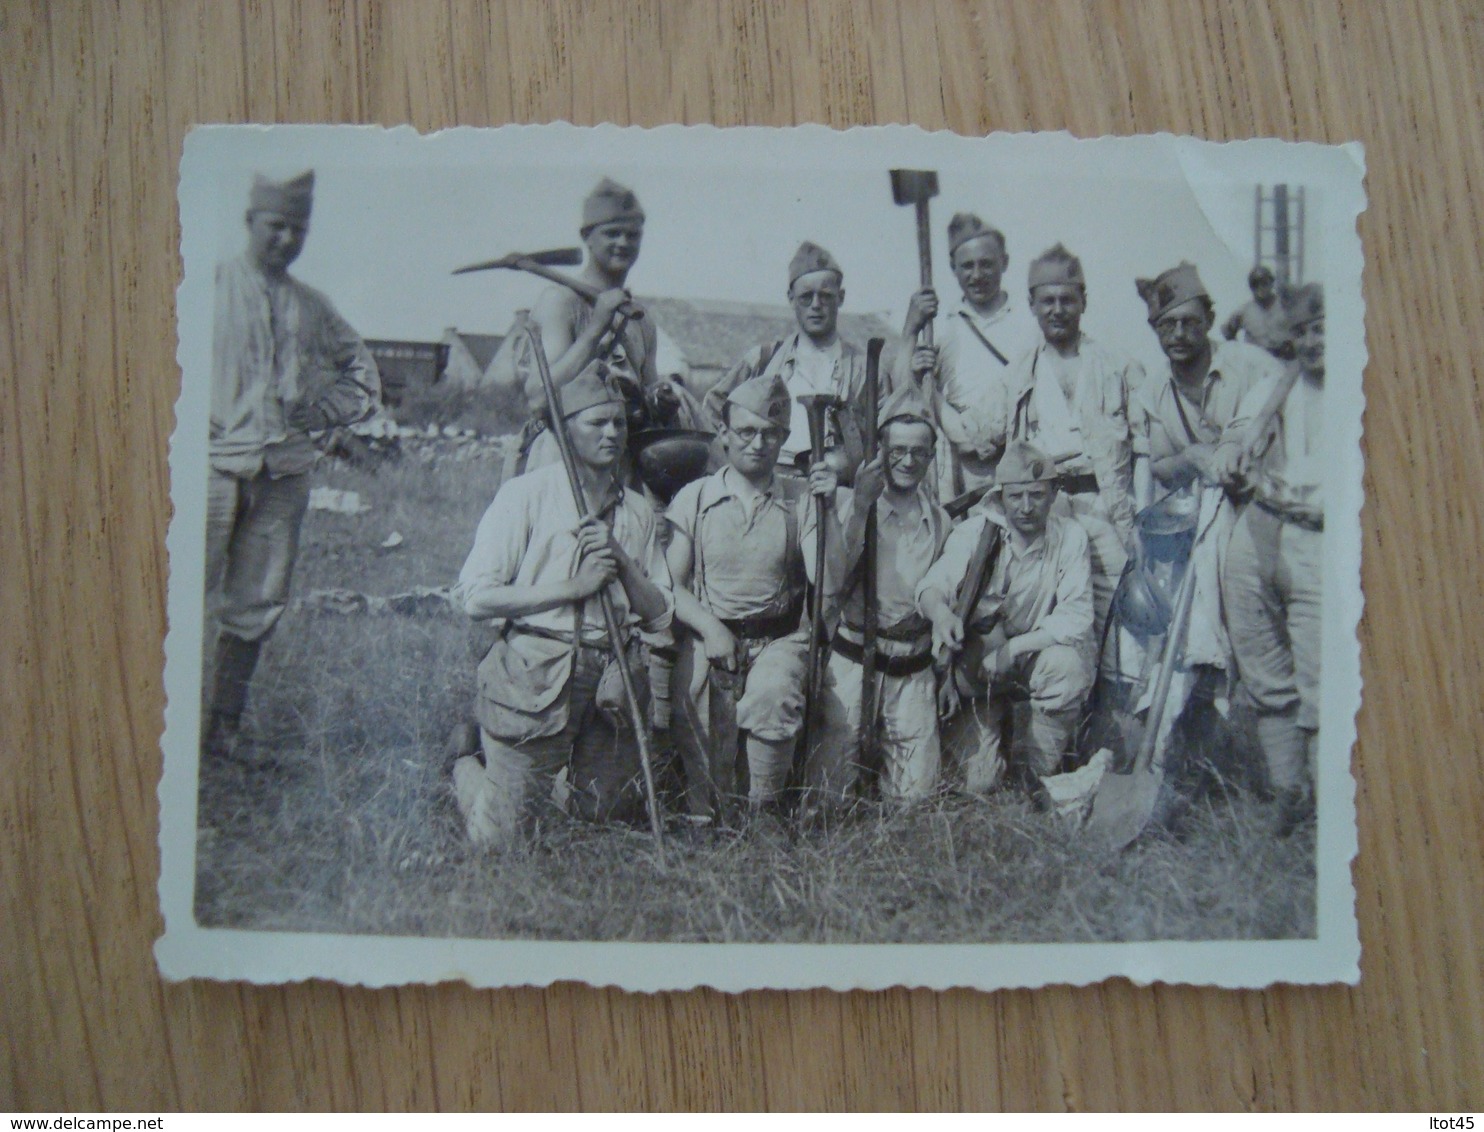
3,0,1481,1110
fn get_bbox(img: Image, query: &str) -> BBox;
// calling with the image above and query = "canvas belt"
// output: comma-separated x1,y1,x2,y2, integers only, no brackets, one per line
840,616,932,644
508,622,624,652
1254,495,1324,533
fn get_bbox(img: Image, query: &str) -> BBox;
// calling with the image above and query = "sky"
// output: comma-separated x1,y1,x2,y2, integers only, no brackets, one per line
194,124,1327,375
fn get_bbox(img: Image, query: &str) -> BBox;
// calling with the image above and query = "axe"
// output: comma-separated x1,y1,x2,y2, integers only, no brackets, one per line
890,169,940,347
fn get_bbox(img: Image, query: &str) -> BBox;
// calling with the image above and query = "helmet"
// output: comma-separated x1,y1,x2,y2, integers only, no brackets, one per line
1113,556,1175,641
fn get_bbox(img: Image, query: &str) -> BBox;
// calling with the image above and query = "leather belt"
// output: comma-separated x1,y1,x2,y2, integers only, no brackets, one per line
1254,496,1323,532
721,603,803,641
830,633,935,676
841,617,932,644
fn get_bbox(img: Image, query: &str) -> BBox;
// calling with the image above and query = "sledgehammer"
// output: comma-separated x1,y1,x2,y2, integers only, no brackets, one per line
890,169,940,346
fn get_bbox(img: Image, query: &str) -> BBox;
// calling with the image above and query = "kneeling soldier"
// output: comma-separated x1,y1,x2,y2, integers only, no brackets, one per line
918,441,1096,793
804,386,952,805
666,373,810,814
450,362,673,846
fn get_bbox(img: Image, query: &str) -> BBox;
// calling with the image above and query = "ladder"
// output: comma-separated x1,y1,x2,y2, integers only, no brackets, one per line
1253,185,1306,285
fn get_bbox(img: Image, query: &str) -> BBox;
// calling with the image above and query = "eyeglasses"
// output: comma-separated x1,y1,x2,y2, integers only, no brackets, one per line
885,445,933,464
729,425,789,447
1155,316,1207,336
791,288,841,308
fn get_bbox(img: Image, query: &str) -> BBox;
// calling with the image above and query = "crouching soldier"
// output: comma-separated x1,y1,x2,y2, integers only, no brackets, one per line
803,386,952,805
449,361,673,846
1216,284,1326,834
918,442,1096,795
666,373,810,815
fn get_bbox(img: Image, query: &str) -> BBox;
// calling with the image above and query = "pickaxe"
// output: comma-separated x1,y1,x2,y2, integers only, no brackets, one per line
453,247,645,346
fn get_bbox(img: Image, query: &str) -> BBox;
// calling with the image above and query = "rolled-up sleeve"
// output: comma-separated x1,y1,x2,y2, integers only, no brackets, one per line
915,514,985,611
453,485,530,620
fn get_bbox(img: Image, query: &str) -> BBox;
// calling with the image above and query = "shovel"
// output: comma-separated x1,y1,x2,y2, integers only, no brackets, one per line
1083,485,1220,848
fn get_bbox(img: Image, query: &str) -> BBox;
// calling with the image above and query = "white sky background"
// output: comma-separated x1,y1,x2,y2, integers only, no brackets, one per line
201,125,1325,374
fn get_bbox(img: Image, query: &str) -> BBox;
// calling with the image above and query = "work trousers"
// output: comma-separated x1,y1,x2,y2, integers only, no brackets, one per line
1222,504,1322,791
453,645,647,846
807,646,941,805
1057,491,1128,653
205,468,312,643
673,632,808,812
953,643,1095,791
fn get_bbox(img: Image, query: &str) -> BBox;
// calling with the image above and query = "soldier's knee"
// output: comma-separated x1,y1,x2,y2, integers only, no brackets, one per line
1028,645,1094,711
735,661,805,740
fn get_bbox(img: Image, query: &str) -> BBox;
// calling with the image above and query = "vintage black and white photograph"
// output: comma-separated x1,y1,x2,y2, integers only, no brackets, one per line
158,124,1365,991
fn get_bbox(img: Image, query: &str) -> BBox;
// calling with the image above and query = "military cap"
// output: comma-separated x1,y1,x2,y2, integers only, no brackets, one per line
994,440,1057,488
947,212,1004,257
788,241,843,287
1028,243,1085,291
1285,282,1324,329
725,372,791,429
249,170,314,222
581,178,645,232
876,382,936,435
557,359,627,419
1135,262,1210,324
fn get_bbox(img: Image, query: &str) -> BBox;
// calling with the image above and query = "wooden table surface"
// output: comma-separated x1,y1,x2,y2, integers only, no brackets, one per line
4,0,1482,1111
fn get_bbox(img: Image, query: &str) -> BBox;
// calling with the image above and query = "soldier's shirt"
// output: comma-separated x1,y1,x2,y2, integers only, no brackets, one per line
1224,298,1292,354
1226,373,1326,517
454,461,674,644
1003,334,1144,536
667,466,805,621
1131,337,1284,471
803,485,950,631
917,510,1094,651
933,299,1038,443
779,336,845,465
210,254,380,477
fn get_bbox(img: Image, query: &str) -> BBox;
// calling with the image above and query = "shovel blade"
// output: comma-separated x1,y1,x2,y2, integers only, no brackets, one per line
1085,767,1163,850
890,168,940,205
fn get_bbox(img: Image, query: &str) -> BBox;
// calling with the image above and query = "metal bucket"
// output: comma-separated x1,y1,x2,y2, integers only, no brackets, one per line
632,428,716,505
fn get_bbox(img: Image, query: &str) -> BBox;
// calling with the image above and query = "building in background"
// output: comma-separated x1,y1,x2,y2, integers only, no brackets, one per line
640,296,894,400
364,339,449,407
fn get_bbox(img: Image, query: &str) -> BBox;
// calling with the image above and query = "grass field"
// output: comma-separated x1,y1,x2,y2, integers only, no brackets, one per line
193,446,1316,944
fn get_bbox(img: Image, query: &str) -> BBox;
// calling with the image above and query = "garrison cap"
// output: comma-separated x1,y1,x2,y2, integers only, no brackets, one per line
1285,282,1324,330
788,241,843,287
1136,262,1210,324
249,171,314,222
557,359,627,419
581,178,645,233
994,441,1057,488
876,382,936,436
947,212,1004,257
1027,243,1085,291
725,372,791,429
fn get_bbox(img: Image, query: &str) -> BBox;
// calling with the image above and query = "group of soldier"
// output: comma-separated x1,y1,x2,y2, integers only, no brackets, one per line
204,171,1328,851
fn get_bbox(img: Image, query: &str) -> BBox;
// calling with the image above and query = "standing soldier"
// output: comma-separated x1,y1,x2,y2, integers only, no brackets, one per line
204,171,381,762
1222,265,1294,359
803,386,952,806
519,177,700,474
666,373,810,815
1002,244,1146,643
704,242,876,483
450,362,674,847
918,442,1097,795
893,212,1038,501
1217,284,1326,834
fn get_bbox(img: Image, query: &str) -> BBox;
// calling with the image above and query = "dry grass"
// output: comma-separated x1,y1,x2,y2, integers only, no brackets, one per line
193,451,1316,944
